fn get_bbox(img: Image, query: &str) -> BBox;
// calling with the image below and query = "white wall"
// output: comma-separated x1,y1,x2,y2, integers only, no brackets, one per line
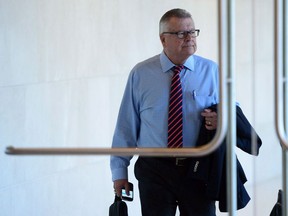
0,0,282,215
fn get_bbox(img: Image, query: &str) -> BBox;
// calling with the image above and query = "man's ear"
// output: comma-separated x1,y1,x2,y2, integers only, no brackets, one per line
160,35,166,47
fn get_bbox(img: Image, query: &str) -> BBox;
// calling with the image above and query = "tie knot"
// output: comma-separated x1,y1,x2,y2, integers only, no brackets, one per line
173,65,184,74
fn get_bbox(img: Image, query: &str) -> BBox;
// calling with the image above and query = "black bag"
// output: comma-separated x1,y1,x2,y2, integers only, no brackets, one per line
109,195,128,216
270,190,282,216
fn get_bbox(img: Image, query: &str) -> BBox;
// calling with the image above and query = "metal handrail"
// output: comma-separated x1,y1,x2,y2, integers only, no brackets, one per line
5,93,227,155
5,7,228,157
4,1,236,215
275,0,288,150
275,0,288,216
5,106,227,156
219,0,237,215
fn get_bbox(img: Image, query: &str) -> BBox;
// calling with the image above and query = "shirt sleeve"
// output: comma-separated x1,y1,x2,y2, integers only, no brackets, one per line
110,70,140,181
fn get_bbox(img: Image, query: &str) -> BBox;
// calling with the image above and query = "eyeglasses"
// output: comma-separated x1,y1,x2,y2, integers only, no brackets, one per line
162,29,200,39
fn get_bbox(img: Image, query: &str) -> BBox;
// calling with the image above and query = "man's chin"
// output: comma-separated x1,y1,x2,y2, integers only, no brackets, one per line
183,45,196,52
183,48,196,56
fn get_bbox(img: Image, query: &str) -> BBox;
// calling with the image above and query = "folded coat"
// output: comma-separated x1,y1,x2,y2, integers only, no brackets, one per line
194,104,262,212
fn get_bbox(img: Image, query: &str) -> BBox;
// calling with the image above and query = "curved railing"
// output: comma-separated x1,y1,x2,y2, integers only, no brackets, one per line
5,0,238,215
5,3,231,157
275,0,288,150
274,0,288,216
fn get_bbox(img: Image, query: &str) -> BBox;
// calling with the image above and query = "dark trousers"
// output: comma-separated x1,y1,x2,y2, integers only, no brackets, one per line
134,157,216,216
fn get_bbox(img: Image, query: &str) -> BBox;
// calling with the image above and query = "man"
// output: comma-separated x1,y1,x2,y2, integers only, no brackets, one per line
110,8,219,216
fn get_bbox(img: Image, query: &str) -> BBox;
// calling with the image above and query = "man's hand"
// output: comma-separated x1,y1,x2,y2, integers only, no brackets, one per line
113,179,130,197
201,109,217,130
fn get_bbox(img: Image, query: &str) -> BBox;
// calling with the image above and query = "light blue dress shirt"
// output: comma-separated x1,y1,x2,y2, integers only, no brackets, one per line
110,52,219,181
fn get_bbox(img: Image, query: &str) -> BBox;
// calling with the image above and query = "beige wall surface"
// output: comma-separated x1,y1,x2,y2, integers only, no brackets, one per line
0,0,282,215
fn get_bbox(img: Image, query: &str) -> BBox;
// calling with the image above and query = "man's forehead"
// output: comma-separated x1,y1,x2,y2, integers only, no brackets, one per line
167,17,195,30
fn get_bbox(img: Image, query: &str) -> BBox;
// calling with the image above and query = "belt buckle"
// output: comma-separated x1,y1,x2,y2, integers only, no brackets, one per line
175,158,186,166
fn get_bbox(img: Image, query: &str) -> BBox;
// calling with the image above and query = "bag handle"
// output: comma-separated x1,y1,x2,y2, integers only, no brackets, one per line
114,195,122,202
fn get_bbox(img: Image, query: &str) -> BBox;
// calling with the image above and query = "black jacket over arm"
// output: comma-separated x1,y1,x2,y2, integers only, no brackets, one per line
195,104,262,212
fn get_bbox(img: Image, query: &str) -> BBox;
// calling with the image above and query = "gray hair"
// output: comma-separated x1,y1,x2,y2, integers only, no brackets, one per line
159,8,192,34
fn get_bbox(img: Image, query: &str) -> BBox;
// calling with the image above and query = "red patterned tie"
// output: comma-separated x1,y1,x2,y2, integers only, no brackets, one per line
168,65,184,148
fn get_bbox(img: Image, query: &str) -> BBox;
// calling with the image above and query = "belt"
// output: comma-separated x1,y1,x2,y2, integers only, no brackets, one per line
174,157,189,166
138,157,204,176
154,157,192,167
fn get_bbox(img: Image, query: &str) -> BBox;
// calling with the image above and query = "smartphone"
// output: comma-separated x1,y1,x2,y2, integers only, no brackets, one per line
121,182,133,201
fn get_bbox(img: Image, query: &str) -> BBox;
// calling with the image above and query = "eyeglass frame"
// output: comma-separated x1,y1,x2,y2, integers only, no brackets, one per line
161,29,200,39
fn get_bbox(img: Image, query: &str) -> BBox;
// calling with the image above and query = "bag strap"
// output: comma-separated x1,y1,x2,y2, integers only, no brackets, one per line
114,195,122,202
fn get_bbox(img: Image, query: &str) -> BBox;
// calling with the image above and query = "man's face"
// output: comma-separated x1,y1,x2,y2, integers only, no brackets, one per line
160,17,197,64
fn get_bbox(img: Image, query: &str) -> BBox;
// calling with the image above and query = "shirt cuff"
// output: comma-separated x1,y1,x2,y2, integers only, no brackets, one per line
112,167,128,181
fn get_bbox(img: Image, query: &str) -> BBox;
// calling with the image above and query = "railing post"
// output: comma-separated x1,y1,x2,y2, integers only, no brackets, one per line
218,0,237,215
275,0,288,215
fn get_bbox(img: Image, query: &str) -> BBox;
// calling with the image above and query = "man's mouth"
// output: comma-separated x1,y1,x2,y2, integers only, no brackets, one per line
183,44,194,48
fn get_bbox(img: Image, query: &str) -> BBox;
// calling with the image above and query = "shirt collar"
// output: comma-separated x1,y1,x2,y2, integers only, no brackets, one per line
160,51,195,73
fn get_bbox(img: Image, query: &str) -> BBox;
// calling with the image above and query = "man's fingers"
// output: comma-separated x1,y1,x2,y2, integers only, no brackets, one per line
114,179,128,197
